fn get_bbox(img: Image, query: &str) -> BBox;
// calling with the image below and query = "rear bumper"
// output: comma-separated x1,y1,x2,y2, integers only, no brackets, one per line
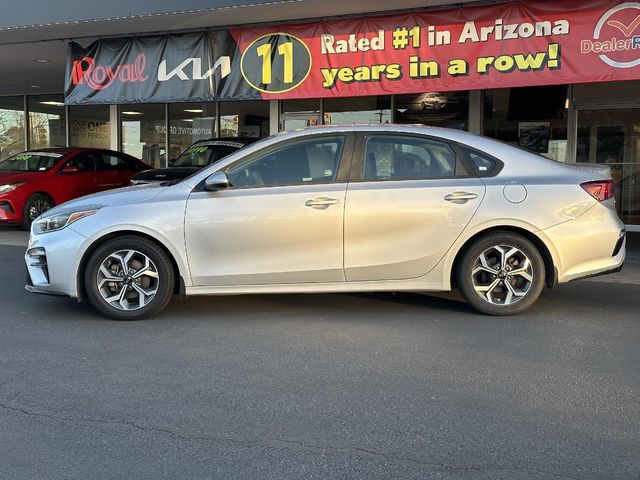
542,203,626,284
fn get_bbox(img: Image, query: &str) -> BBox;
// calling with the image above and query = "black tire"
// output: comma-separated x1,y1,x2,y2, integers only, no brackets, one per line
456,232,545,316
84,236,175,320
22,193,55,230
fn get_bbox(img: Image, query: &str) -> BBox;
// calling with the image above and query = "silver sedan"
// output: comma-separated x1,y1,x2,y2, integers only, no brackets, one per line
25,125,626,320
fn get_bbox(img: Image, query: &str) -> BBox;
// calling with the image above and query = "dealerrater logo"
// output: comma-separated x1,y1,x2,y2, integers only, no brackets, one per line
580,2,640,68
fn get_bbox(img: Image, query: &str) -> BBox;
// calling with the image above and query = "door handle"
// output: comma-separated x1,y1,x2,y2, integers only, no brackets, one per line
305,197,339,209
444,192,478,204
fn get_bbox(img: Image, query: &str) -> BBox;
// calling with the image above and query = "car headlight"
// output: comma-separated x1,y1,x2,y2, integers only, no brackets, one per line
34,205,102,234
0,182,25,194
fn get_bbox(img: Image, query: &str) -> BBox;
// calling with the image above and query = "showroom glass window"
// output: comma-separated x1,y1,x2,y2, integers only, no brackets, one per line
219,101,269,138
120,104,166,168
69,105,110,149
573,81,640,226
168,102,216,161
395,92,469,130
280,99,321,131
324,96,391,124
0,96,25,160
363,135,457,180
484,85,568,162
28,95,66,149
227,135,345,188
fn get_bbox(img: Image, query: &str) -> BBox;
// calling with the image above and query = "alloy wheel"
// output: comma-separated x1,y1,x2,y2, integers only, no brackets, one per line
471,245,534,305
96,249,160,311
29,199,52,220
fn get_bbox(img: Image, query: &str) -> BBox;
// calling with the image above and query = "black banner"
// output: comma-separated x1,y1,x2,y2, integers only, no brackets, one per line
64,31,259,104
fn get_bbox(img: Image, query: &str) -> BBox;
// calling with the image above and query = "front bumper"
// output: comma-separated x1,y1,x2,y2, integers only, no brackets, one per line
0,198,20,222
24,226,90,298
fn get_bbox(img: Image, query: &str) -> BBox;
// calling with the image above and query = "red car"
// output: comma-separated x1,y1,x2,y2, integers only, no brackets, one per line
0,148,150,229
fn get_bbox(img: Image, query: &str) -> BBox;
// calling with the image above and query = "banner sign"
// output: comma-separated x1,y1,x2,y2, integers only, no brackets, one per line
65,32,258,104
65,0,640,104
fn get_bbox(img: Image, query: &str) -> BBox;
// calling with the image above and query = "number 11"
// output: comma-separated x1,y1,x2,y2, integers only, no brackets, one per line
256,41,293,85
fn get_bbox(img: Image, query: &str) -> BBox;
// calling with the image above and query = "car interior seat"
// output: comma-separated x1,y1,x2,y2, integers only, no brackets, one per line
391,152,425,178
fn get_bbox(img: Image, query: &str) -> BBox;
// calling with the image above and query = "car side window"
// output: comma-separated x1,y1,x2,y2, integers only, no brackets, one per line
64,154,96,172
98,154,129,171
227,136,345,188
363,135,457,181
465,149,498,176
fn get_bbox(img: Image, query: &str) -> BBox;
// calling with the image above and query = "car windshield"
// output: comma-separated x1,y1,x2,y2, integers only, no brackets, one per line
0,151,64,172
172,141,246,168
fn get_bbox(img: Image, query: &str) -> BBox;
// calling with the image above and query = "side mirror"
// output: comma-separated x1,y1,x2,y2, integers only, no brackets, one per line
168,159,176,167
60,166,80,174
204,172,230,191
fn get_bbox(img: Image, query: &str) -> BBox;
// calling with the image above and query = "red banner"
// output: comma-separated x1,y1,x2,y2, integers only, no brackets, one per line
231,0,640,99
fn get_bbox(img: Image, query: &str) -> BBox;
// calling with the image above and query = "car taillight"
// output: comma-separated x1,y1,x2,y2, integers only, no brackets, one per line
581,180,614,202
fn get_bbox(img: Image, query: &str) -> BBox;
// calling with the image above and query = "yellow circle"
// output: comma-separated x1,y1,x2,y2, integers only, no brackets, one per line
240,32,312,94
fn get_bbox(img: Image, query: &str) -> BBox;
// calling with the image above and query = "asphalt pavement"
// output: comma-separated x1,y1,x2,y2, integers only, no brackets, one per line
0,229,639,479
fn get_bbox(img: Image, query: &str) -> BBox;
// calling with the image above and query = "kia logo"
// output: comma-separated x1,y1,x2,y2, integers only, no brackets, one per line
158,57,231,81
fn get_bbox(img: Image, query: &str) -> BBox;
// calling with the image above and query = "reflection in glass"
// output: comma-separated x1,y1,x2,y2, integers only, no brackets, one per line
168,102,216,161
280,99,321,132
577,109,640,226
324,96,390,124
0,96,26,160
28,95,66,149
220,101,269,138
121,104,166,168
69,105,110,149
484,86,568,162
395,92,468,130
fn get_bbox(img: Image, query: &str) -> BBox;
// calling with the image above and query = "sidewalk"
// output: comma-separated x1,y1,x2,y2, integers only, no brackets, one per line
1,228,638,284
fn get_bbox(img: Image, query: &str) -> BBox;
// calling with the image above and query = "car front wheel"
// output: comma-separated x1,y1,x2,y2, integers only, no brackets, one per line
84,236,175,320
22,193,54,230
456,232,545,315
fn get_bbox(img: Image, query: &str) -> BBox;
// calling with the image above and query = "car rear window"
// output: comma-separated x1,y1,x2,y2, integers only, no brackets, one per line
0,152,64,172
463,148,501,176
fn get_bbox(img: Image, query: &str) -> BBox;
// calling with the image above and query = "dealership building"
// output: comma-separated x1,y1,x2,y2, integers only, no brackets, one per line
0,0,639,228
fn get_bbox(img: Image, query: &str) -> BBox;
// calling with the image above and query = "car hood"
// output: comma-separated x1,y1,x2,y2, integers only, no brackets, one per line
0,171,43,184
43,183,167,217
132,166,200,183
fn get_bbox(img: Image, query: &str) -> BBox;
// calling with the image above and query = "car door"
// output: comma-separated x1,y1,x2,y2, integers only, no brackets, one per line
184,133,354,286
95,153,134,190
344,133,486,282
53,152,99,202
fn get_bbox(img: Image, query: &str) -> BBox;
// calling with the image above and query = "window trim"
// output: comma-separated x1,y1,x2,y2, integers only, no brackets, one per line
214,132,355,190
350,132,475,183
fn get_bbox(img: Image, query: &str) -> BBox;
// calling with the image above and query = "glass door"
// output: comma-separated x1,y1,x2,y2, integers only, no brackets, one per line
576,108,640,226
280,112,320,132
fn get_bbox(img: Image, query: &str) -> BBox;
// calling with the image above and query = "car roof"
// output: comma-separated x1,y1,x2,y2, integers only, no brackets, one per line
25,147,125,155
192,137,257,145
267,123,488,145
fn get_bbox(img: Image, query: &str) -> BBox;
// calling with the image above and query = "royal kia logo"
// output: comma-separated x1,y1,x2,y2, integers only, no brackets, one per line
157,57,231,81
581,2,640,68
71,53,148,90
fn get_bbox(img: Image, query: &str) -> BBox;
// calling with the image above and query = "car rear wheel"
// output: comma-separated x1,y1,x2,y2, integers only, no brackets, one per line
21,193,54,230
456,232,545,315
84,236,175,320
